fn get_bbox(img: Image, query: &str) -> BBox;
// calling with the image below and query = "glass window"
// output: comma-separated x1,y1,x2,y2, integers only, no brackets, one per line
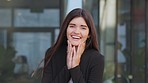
116,0,131,82
14,9,59,27
83,0,99,26
132,0,146,82
117,0,147,83
99,0,116,82
12,32,51,74
0,30,7,48
0,8,12,27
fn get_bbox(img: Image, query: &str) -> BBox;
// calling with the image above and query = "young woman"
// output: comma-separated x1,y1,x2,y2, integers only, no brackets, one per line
42,8,104,83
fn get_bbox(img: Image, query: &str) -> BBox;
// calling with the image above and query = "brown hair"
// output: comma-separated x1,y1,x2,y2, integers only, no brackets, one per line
45,8,99,68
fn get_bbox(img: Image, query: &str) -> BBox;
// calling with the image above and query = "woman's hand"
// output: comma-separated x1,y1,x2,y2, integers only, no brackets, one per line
67,40,73,69
67,40,85,69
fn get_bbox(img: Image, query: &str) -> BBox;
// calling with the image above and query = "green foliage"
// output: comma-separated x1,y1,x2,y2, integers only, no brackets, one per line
0,45,16,82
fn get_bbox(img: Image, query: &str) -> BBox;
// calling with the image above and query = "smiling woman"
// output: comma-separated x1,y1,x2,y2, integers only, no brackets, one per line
66,17,89,46
41,8,104,83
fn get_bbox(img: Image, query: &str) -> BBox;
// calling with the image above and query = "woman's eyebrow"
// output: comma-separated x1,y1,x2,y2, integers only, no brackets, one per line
81,24,88,27
69,23,88,27
69,23,75,25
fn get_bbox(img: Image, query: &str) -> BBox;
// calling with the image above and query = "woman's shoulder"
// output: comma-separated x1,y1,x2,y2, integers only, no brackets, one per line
45,46,66,57
84,49,104,64
85,49,103,57
45,47,51,55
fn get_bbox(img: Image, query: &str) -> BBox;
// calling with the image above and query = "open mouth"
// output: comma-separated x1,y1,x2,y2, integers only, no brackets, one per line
71,35,81,40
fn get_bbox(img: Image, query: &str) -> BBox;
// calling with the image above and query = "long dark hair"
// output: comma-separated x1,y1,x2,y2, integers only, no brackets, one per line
45,8,99,67
31,8,99,78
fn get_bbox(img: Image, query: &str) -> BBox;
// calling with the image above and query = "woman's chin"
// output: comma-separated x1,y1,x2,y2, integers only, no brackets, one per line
71,43,79,46
69,40,81,46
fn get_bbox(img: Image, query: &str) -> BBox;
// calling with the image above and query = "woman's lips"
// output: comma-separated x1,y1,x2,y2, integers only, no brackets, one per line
71,35,81,39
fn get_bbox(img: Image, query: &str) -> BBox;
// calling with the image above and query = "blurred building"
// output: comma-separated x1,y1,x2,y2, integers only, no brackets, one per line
0,0,147,83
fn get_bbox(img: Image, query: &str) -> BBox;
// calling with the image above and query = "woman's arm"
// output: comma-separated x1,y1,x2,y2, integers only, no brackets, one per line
41,48,70,83
70,53,104,83
42,65,70,83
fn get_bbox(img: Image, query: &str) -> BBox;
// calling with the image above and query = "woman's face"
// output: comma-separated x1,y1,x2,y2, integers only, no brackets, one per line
67,17,89,46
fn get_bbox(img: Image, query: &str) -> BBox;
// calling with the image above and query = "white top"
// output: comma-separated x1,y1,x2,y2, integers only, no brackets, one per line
68,78,73,83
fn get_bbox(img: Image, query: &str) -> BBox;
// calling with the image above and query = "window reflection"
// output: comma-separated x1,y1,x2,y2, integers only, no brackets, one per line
0,30,7,48
83,0,98,26
14,9,59,27
13,32,51,74
117,0,147,83
0,8,11,27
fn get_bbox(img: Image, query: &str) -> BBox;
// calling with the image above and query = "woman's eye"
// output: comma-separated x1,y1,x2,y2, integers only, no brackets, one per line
81,27,86,30
69,25,75,28
70,26,74,27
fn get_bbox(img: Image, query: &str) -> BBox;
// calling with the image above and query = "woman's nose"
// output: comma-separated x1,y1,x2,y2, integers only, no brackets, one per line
74,28,80,33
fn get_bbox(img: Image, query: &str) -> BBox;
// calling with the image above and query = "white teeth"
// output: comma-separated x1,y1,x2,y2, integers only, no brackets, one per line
72,36,80,39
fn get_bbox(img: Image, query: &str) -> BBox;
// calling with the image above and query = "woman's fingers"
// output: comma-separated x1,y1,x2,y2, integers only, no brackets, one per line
67,40,86,69
71,42,85,68
77,42,85,57
67,40,73,69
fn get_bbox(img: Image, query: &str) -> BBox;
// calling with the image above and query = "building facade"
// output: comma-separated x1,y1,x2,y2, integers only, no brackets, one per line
0,0,147,83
